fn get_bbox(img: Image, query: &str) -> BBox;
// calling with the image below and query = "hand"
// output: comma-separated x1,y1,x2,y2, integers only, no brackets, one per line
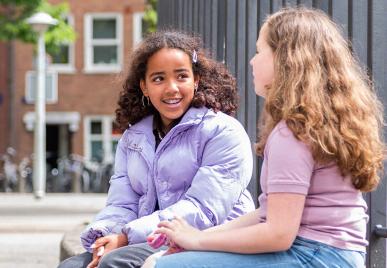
155,216,204,251
147,232,168,249
86,234,128,268
86,246,103,268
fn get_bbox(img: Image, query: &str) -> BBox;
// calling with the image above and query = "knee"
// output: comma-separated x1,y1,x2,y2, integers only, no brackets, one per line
57,260,68,268
57,252,92,268
98,246,150,268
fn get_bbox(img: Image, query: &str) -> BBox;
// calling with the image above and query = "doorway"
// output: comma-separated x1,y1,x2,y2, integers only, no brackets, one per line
46,124,71,192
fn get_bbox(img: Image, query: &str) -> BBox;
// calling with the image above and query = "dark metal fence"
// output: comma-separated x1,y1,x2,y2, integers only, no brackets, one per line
157,1,387,266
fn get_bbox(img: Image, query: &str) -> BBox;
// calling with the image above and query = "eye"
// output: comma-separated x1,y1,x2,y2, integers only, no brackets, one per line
177,73,189,80
152,76,163,82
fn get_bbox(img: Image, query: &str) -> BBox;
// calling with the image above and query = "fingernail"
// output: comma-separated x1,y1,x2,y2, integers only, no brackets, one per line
97,246,105,256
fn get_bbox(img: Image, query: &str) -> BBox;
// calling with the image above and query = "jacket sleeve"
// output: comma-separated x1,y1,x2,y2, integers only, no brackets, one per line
80,132,140,252
122,120,253,245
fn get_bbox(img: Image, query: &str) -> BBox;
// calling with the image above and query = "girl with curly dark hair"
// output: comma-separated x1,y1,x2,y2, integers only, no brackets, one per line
115,31,239,130
58,31,255,268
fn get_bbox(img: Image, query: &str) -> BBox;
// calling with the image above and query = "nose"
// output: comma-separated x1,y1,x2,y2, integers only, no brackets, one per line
249,56,255,67
165,79,179,94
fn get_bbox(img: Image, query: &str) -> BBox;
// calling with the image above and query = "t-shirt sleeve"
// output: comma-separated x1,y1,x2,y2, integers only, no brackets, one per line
265,123,314,195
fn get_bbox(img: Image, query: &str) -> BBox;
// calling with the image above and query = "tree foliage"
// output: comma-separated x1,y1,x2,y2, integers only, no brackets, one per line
0,0,41,41
143,0,157,34
0,0,75,54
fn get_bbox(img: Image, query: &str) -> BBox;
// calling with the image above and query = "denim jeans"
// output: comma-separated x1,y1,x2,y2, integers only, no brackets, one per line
57,242,165,268
155,236,365,268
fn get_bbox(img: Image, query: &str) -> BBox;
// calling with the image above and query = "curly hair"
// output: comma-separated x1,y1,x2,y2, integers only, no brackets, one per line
116,30,238,130
256,8,385,192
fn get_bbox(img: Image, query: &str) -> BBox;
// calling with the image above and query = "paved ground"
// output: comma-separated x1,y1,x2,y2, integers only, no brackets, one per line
0,193,106,268
0,193,386,267
0,233,63,268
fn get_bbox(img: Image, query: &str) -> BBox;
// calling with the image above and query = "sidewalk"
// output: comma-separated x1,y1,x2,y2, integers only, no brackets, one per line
0,193,106,268
0,193,106,232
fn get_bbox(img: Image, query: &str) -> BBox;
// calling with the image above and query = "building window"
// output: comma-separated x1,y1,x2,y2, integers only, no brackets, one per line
48,15,75,73
84,13,123,73
84,116,121,163
25,70,58,104
133,12,145,47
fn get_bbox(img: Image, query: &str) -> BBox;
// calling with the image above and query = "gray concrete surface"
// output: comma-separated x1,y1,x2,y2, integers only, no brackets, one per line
0,232,63,268
60,223,88,261
0,193,106,268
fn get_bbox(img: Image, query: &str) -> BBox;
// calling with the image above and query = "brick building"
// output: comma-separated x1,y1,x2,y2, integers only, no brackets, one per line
0,0,146,169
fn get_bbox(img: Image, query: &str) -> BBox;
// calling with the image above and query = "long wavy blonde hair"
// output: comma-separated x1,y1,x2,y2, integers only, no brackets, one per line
256,8,385,192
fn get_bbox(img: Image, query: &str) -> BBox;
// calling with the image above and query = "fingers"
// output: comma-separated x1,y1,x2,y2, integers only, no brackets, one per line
91,236,109,249
92,248,98,259
86,256,100,268
175,217,191,230
97,246,105,257
149,233,167,249
146,233,156,243
157,220,176,229
154,227,173,237
165,245,184,255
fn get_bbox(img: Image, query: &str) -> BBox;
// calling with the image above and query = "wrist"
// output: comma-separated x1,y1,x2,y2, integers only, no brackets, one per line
118,233,129,247
195,231,206,250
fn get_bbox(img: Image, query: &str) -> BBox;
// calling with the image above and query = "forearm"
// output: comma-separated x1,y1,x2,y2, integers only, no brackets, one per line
198,194,305,254
205,209,260,233
198,222,292,253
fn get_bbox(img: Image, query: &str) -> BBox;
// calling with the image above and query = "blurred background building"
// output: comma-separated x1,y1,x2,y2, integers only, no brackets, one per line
0,0,148,192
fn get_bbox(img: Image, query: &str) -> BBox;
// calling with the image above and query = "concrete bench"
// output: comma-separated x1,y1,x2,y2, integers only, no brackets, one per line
60,223,88,261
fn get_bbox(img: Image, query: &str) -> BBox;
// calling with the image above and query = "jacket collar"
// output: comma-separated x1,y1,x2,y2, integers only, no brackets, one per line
125,106,209,157
129,106,209,137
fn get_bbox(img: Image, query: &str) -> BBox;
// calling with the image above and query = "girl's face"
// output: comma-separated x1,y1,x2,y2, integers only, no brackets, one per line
249,24,275,98
141,48,198,130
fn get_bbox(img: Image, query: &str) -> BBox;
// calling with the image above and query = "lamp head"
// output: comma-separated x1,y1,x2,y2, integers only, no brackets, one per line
26,12,58,33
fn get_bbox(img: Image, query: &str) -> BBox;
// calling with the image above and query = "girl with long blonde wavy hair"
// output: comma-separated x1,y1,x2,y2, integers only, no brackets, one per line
256,7,384,193
143,7,385,268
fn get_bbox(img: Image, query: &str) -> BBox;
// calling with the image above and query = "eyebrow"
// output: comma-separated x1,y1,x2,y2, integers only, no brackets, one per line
149,68,190,77
149,71,164,77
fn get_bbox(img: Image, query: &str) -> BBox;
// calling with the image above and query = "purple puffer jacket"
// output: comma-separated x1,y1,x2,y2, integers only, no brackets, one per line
81,107,255,252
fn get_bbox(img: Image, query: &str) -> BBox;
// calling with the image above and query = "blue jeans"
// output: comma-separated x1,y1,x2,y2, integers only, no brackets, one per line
155,236,365,268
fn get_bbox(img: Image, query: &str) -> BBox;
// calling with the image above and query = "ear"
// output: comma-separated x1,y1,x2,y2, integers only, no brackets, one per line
140,79,148,96
194,75,200,88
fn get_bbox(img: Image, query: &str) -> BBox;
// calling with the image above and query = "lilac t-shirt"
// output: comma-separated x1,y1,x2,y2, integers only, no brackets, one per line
258,121,368,252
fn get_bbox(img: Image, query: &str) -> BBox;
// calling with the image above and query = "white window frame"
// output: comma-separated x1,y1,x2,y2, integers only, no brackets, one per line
84,115,120,163
48,14,76,73
133,12,145,47
25,70,58,104
84,13,123,73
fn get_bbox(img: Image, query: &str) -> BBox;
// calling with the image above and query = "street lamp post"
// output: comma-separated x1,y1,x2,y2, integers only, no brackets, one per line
26,12,57,199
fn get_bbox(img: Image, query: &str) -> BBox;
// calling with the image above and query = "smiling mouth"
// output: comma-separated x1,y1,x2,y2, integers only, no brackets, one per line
162,98,182,104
